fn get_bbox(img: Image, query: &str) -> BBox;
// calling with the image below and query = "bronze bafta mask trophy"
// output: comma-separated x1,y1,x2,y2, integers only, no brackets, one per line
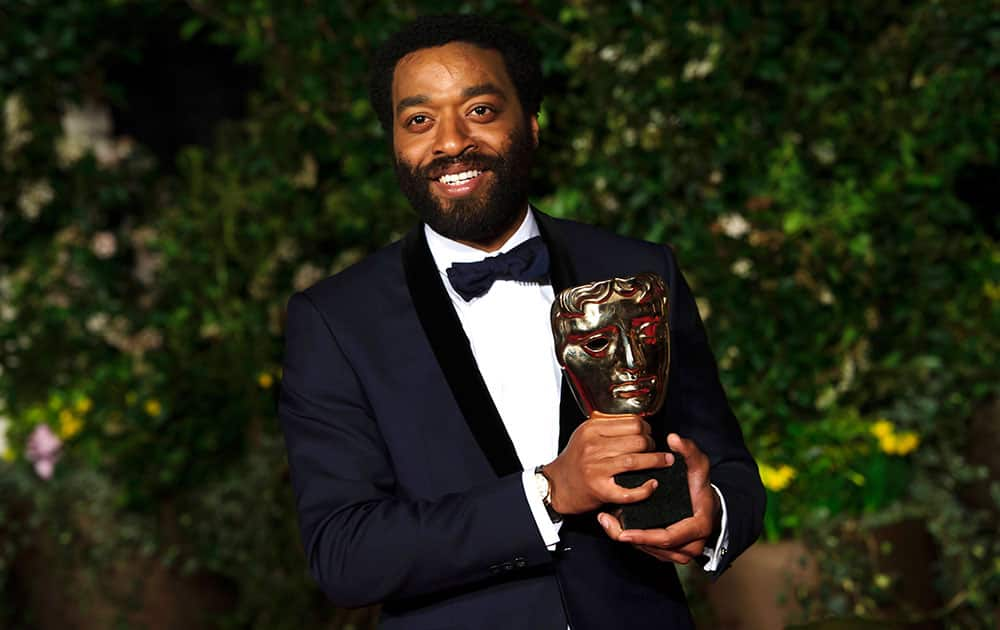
551,273,692,530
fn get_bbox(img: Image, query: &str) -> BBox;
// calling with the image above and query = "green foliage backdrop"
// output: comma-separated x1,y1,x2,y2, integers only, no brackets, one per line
1,1,997,627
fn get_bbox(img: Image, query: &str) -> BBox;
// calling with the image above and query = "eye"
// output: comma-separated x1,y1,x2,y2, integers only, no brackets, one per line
406,114,431,129
636,320,661,345
585,337,610,353
468,104,497,121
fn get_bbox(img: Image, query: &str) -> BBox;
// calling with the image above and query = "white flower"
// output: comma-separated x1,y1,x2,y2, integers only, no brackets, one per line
56,102,112,167
598,45,623,63
810,140,836,165
3,93,32,157
0,414,10,459
684,42,723,81
17,180,54,220
86,312,109,334
683,58,715,80
91,231,117,259
718,213,751,239
730,258,753,278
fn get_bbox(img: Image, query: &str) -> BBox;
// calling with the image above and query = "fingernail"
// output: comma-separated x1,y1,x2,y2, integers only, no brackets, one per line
651,480,659,489
598,515,608,528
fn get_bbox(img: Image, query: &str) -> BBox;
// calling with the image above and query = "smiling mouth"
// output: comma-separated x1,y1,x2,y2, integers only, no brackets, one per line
430,168,490,198
436,169,482,185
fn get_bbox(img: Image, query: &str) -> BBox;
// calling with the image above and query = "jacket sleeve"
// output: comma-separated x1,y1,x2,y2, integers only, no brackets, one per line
661,246,766,575
278,291,553,607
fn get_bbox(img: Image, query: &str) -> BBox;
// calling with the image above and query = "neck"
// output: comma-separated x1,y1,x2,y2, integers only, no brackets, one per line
455,206,529,253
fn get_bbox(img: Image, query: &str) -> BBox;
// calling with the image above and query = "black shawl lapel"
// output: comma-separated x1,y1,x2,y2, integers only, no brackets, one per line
401,210,587,476
532,209,587,452
401,226,522,477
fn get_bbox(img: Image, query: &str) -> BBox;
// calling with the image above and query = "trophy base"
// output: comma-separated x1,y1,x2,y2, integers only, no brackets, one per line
613,456,693,530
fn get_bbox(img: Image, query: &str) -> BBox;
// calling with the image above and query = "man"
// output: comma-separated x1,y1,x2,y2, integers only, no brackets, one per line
279,14,764,630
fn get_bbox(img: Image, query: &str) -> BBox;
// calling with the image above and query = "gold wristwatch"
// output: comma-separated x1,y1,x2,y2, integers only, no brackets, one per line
533,465,563,524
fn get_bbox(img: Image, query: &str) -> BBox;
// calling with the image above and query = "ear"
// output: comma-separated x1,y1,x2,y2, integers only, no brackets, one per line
530,115,540,148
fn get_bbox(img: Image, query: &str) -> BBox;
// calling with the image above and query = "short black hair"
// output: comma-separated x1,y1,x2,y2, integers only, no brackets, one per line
368,14,543,135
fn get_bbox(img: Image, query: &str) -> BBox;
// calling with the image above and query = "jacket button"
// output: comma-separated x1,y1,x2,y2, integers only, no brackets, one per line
501,561,514,572
514,556,527,568
489,564,501,575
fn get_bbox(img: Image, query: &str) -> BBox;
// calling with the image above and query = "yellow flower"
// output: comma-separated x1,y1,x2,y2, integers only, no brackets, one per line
878,432,900,455
984,280,1000,301
74,397,93,414
760,463,797,492
894,432,920,455
258,372,274,389
870,419,894,439
144,399,162,417
1,448,13,462
874,573,891,589
59,409,84,439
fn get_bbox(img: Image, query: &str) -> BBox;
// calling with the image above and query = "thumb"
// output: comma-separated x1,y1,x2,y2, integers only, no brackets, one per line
667,433,709,480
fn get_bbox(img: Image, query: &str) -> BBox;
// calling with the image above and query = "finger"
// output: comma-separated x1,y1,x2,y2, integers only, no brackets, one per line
601,477,658,504
667,433,706,464
597,512,626,541
618,514,711,548
659,513,713,546
635,544,693,564
667,433,709,478
603,451,672,475
598,434,657,456
587,416,652,438
671,539,706,558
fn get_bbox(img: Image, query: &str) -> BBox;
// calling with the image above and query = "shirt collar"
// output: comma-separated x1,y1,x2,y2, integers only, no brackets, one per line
424,206,539,273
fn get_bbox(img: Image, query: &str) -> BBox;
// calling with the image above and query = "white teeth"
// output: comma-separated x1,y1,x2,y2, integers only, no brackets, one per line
438,170,481,185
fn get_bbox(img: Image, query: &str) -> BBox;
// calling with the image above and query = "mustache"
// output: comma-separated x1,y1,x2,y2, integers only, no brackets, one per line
419,152,505,179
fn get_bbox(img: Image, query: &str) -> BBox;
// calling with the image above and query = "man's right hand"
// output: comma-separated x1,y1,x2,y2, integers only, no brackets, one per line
542,413,673,515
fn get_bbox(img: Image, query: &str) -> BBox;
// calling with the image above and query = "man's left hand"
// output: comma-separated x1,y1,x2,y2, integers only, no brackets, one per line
597,433,720,564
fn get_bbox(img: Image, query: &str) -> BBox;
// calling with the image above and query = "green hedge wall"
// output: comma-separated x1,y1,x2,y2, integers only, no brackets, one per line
1,1,997,627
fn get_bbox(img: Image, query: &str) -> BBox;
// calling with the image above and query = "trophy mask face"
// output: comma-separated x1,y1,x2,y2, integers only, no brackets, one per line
552,274,670,416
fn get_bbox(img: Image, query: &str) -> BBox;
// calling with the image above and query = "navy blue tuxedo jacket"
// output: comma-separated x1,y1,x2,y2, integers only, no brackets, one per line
279,210,765,630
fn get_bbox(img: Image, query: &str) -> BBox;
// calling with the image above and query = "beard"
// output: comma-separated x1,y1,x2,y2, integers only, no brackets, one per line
394,124,535,245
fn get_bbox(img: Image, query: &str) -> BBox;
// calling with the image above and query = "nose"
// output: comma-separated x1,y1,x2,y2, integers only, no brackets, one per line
620,328,646,375
433,112,475,157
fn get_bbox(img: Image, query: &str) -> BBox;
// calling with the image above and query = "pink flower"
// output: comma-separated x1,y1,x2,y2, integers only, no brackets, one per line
25,424,61,480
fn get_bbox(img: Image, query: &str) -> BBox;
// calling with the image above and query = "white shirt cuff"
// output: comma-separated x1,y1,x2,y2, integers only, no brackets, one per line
701,483,729,572
521,470,562,550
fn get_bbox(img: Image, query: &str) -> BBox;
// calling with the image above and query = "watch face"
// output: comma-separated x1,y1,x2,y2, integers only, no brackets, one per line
534,472,550,500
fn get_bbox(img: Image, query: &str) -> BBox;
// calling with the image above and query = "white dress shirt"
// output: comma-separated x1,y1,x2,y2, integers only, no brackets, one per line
424,210,729,570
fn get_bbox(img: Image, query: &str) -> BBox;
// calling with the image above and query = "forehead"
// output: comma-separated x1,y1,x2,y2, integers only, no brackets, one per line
392,42,514,102
562,297,659,332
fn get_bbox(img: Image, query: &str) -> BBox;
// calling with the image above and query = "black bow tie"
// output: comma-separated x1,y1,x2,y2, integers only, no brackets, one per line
446,236,550,301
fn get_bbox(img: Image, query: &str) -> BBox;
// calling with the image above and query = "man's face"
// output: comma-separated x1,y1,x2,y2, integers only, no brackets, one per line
391,42,539,247
554,291,670,417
